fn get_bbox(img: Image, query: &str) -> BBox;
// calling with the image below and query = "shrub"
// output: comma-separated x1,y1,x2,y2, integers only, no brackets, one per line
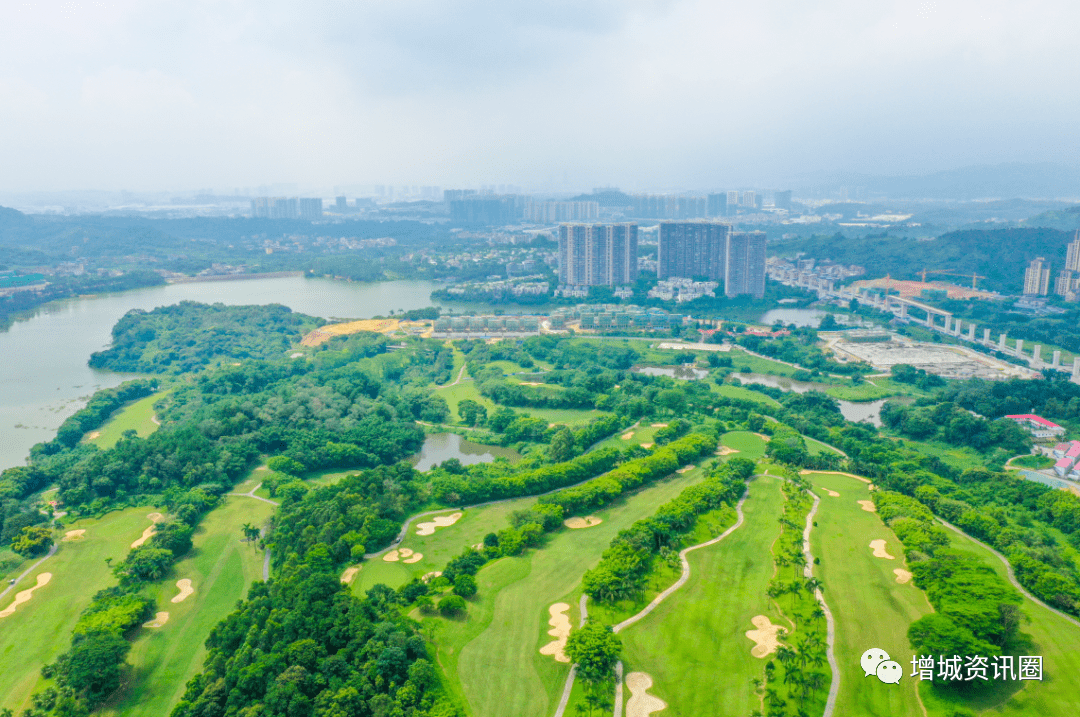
439,594,467,617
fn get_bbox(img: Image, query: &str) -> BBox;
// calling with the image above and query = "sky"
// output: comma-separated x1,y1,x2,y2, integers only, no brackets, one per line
2,0,1079,193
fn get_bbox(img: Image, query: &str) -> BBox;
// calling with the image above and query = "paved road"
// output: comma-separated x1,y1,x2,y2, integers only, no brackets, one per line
0,543,58,601
938,517,1080,629
803,490,839,717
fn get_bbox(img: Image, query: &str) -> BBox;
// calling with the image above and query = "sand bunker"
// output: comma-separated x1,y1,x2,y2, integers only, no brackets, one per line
621,431,635,440
625,672,667,717
894,568,913,584
131,513,166,548
870,540,895,560
825,490,840,497
640,442,654,449
86,431,101,440
341,567,360,584
676,466,695,473
858,500,877,513
415,512,463,536
403,553,424,564
868,483,876,491
716,446,739,455
171,578,194,603
564,516,603,529
754,432,772,441
0,573,52,618
538,603,572,663
143,611,170,628
745,615,786,658
421,571,442,582
383,550,401,562
62,529,86,541
651,423,669,428
399,548,414,558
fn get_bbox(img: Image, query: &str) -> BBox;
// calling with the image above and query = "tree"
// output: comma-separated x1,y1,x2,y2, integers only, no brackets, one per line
439,594,467,617
453,573,477,598
549,427,576,463
457,399,487,426
565,622,621,683
117,546,174,582
241,523,261,545
11,526,53,557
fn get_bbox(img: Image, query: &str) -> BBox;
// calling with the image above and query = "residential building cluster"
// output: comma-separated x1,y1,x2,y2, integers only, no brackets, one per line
524,200,600,223
1006,413,1067,439
1051,439,1080,478
432,315,541,337
557,223,639,287
1023,232,1080,300
547,304,685,331
767,257,866,288
443,276,550,298
648,278,719,303
250,197,323,220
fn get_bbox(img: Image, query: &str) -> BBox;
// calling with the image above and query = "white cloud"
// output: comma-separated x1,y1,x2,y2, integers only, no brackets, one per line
0,0,1078,191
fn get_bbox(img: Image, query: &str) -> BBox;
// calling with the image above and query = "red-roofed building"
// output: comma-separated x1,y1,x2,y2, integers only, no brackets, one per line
1005,414,1066,439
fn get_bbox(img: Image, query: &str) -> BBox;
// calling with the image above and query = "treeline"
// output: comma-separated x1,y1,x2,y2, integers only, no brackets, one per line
880,401,1031,454
0,271,165,330
54,379,159,448
876,491,1024,664
88,302,325,374
538,432,718,515
31,487,223,714
942,375,1080,421
583,457,754,601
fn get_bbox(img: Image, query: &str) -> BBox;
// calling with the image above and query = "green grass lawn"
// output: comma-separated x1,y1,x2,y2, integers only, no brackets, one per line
436,380,496,421
518,407,609,427
100,495,275,717
712,382,783,408
721,431,768,462
593,423,665,451
726,348,800,376
824,377,923,402
806,471,932,717
1010,454,1054,470
900,439,988,472
806,435,845,456
918,524,1080,717
0,507,156,712
353,497,540,594
86,390,168,449
616,473,786,716
427,467,711,717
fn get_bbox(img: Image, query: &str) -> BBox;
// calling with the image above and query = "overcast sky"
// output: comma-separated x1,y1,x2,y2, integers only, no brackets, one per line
2,0,1079,193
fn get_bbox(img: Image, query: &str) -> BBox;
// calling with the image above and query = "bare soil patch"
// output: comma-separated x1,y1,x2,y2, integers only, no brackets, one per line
171,578,195,603
870,540,895,560
625,671,667,717
563,516,603,529
143,611,170,628
538,602,572,663
0,573,52,618
745,614,786,658
415,512,463,536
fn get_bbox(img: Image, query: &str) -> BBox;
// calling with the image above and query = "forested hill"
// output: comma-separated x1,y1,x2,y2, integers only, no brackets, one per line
785,227,1074,293
88,302,325,374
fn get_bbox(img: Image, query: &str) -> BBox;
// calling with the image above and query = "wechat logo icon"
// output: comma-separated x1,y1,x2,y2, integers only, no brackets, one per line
861,648,902,684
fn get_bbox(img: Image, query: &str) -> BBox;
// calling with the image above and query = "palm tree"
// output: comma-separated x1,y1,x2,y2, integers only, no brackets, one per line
810,605,825,622
790,552,807,580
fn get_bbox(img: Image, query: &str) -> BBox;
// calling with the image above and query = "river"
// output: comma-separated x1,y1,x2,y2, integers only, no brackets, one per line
0,277,445,472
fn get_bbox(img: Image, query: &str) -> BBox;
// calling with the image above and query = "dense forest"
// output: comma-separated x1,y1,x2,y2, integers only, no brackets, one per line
88,302,325,374
784,227,1074,294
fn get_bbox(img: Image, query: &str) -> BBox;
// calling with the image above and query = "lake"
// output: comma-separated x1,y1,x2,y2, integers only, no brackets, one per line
0,277,443,472
732,373,908,427
410,432,521,471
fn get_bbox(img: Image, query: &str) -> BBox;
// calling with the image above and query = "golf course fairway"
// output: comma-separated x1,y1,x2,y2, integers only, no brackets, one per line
616,473,786,716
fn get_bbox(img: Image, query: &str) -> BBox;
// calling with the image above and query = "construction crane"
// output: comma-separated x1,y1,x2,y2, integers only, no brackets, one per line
918,268,986,289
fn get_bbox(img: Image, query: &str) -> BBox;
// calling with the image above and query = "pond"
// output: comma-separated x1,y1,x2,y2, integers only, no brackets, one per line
733,373,911,427
633,365,710,380
410,432,521,472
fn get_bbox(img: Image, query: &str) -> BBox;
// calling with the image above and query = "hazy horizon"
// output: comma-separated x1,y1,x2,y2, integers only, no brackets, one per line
3,1,1080,193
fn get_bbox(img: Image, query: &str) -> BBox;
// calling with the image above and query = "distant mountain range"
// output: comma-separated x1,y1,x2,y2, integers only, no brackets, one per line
793,163,1080,201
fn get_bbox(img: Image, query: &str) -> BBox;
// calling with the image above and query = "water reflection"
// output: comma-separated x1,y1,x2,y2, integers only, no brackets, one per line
732,373,911,427
633,365,710,380
410,432,521,472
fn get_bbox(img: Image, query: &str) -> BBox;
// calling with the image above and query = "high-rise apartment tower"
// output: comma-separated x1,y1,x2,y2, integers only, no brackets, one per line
1024,257,1051,296
558,224,638,286
725,231,767,298
657,221,731,281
